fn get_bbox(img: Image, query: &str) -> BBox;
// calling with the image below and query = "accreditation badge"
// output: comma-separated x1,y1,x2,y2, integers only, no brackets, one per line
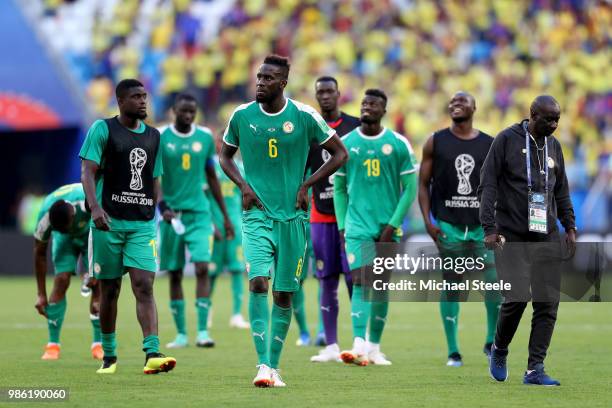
528,191,547,233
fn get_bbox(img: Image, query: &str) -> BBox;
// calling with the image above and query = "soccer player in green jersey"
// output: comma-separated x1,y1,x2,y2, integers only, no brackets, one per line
33,183,102,361
158,93,234,349
335,89,418,366
207,136,249,329
220,55,348,387
80,79,175,375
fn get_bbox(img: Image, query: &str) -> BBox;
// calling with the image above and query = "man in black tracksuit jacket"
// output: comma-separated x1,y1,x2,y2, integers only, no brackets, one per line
478,95,576,386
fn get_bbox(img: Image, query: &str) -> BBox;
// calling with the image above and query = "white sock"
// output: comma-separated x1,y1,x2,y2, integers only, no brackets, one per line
367,342,380,354
353,337,366,354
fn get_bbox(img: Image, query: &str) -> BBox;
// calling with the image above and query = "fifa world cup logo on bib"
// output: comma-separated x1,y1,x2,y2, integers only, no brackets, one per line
455,154,475,195
129,148,147,191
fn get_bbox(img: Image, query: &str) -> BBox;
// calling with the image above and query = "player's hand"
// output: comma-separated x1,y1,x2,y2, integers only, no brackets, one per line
87,276,98,289
224,217,235,241
566,229,577,258
35,294,48,317
484,233,504,250
91,205,111,231
425,222,444,244
378,225,396,243
295,185,309,212
241,184,263,211
162,209,176,223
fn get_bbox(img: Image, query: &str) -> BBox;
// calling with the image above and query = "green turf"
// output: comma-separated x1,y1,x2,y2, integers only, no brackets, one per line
0,275,609,407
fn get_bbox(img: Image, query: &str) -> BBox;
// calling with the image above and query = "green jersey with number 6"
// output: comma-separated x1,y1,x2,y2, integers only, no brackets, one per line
223,99,335,221
336,127,417,239
159,124,215,212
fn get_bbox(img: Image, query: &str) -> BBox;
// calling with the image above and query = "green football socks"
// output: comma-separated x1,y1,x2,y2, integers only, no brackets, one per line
90,314,102,343
142,335,160,354
269,303,292,369
249,292,270,366
169,299,187,335
440,301,460,355
46,298,66,344
196,297,211,332
351,285,370,340
101,332,117,357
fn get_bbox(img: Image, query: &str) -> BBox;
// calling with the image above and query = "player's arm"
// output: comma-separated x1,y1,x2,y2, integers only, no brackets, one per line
205,160,234,240
380,172,418,242
81,160,110,231
297,135,348,211
333,168,348,245
219,143,263,210
478,133,503,249
417,135,442,242
33,238,49,317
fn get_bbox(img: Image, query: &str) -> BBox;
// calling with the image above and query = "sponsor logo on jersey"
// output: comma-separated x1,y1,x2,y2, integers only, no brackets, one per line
382,144,393,155
192,142,202,152
350,147,360,155
283,121,294,133
167,143,176,151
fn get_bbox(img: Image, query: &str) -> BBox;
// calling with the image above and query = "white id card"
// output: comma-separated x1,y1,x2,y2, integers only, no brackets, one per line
528,191,547,233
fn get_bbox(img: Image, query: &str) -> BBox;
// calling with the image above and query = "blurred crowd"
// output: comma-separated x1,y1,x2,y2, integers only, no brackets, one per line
28,0,611,230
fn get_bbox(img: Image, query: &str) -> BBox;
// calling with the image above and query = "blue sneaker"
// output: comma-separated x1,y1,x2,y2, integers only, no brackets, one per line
484,342,493,358
314,331,326,347
296,332,311,346
489,344,508,382
523,364,560,386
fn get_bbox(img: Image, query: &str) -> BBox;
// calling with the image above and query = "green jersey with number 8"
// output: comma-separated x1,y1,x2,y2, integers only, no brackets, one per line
223,99,334,221
159,124,215,212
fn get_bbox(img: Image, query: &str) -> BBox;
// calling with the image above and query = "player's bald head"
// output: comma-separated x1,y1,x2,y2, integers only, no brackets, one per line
451,91,475,108
530,95,559,117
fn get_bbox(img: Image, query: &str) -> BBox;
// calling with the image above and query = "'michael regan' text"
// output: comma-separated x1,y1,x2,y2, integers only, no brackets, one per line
111,192,153,206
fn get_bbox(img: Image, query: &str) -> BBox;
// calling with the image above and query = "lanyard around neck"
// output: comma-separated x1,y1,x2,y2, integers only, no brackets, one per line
523,122,548,192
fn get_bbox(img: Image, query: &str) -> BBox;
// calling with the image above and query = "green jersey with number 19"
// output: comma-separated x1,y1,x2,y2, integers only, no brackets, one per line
159,124,215,212
336,127,417,239
223,99,335,221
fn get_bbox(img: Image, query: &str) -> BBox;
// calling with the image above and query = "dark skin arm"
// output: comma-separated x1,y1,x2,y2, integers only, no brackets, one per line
81,159,110,231
219,143,264,211
205,164,235,240
296,134,348,211
417,135,443,243
34,239,49,317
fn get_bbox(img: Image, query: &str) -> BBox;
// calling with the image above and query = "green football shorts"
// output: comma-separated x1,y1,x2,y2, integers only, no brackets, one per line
210,220,244,276
89,226,158,278
345,228,402,271
159,211,213,271
242,209,308,292
51,230,88,275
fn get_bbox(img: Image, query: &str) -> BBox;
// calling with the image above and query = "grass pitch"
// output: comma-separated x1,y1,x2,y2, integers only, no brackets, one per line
0,275,609,407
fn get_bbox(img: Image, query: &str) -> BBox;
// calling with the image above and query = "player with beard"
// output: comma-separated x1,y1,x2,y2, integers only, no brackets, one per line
418,91,500,367
308,76,359,362
335,89,417,366
80,79,176,375
220,55,348,387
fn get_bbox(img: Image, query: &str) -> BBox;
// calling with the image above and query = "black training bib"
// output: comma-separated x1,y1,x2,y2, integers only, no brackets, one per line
431,128,492,225
101,117,160,221
308,112,360,215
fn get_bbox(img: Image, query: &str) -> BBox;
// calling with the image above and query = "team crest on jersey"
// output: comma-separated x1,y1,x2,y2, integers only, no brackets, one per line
283,121,294,133
94,263,101,274
347,253,355,264
547,157,555,168
382,144,393,155
192,142,202,152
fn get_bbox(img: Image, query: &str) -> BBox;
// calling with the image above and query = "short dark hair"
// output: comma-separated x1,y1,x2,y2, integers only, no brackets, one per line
365,88,388,107
49,200,73,231
115,79,144,99
316,76,338,87
174,92,197,106
263,54,290,79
